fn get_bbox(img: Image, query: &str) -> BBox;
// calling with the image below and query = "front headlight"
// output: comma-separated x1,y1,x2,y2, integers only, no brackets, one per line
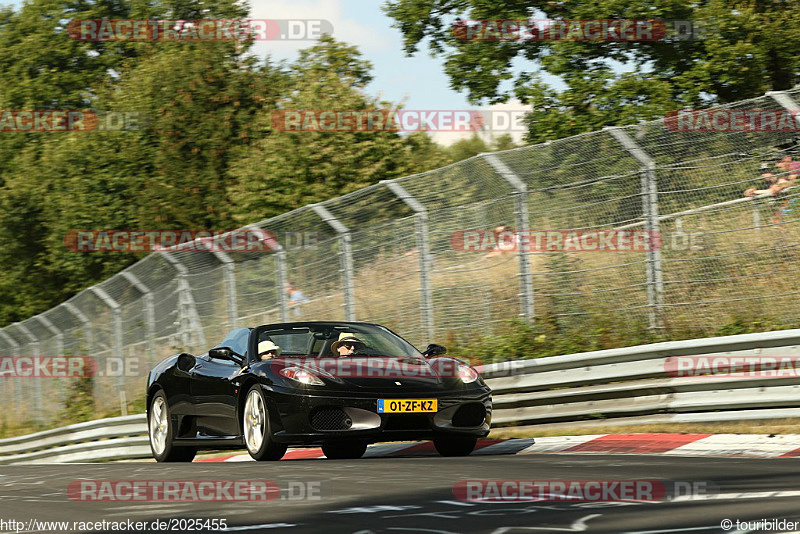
280,367,325,386
458,364,479,384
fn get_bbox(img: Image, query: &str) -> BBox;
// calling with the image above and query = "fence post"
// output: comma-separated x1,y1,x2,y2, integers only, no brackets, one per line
89,287,126,416
311,204,356,321
158,252,207,350
381,179,435,342
767,91,800,113
12,322,42,422
482,153,535,320
63,302,93,356
196,242,238,330
606,127,664,330
246,224,288,323
276,246,289,322
0,329,20,414
34,314,66,415
120,272,156,364
35,314,63,357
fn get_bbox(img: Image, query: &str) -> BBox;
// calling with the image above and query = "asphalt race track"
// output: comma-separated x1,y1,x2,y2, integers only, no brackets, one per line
0,453,799,534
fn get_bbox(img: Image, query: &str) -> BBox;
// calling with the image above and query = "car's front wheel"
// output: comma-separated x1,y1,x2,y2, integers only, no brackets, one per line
322,441,368,459
244,385,287,461
433,436,477,457
148,391,196,462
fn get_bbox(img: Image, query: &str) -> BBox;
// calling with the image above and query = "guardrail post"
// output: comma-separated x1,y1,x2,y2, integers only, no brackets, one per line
381,179,435,341
63,302,93,357
89,287,126,416
158,252,207,350
0,330,21,414
12,323,42,422
606,127,664,330
482,153,535,320
120,272,156,363
311,204,356,321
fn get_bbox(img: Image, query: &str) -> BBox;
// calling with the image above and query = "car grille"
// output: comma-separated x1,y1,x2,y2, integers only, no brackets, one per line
310,408,352,431
452,403,486,427
383,414,430,431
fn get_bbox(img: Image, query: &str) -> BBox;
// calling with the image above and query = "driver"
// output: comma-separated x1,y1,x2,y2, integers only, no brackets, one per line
257,340,282,360
331,332,365,358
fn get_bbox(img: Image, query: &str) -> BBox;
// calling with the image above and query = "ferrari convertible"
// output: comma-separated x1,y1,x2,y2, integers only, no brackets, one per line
146,321,492,461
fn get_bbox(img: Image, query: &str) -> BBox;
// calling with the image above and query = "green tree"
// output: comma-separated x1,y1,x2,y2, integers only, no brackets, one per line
384,0,800,142
228,36,437,222
445,133,489,162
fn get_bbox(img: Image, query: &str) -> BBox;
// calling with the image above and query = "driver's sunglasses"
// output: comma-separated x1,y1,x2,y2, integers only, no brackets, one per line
342,343,359,349
260,351,277,357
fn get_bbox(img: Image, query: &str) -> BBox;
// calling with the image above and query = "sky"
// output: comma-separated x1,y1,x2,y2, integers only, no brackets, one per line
247,0,536,145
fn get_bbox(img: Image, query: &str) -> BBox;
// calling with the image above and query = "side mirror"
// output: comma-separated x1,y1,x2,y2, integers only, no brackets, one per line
177,353,196,372
422,343,447,357
209,347,243,364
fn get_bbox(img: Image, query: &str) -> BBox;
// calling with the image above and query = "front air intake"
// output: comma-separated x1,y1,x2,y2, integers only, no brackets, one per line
452,403,486,427
310,408,353,431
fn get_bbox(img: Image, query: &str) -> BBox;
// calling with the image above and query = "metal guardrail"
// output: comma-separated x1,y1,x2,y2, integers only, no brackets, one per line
0,414,149,464
483,328,800,427
2,328,800,464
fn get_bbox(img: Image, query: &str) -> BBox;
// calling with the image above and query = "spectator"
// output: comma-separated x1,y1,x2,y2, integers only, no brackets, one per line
286,282,309,317
485,224,518,258
776,155,800,177
744,172,795,198
744,170,797,224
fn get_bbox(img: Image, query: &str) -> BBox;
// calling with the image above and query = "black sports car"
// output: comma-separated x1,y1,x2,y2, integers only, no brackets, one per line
146,321,492,462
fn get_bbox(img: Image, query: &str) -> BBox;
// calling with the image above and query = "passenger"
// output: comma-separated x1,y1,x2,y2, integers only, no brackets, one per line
331,332,365,358
257,340,282,361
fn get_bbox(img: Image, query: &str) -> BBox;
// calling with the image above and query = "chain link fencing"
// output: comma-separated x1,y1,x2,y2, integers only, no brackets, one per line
1,87,800,427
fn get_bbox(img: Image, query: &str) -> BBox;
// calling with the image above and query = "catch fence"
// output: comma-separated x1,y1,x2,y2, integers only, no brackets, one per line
2,88,800,425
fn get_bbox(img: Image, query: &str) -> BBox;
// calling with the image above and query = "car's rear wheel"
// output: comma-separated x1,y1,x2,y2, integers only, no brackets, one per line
148,391,196,462
433,436,477,457
244,385,287,461
322,441,368,459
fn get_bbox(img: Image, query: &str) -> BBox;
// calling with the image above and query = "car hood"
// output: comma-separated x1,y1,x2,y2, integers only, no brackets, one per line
272,356,453,390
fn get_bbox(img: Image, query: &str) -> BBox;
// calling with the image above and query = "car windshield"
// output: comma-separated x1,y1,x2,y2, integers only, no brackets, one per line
255,324,422,358
214,327,250,357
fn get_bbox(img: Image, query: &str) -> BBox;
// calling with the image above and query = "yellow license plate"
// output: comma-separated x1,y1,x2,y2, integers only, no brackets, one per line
377,399,437,413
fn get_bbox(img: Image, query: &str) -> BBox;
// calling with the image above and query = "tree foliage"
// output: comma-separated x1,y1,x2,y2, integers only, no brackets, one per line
0,3,455,325
384,0,800,142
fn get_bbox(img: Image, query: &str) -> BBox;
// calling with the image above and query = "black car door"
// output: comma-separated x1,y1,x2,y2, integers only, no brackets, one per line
190,353,242,436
